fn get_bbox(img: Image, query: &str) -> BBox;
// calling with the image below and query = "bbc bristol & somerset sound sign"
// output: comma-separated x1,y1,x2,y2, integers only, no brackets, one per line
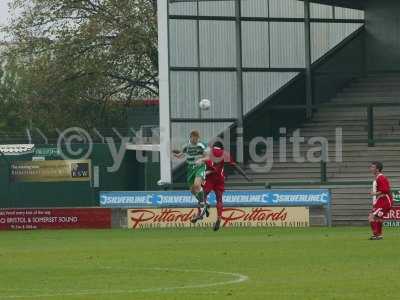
100,190,330,208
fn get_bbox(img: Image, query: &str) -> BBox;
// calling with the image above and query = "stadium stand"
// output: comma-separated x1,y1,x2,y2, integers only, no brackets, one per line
227,73,400,225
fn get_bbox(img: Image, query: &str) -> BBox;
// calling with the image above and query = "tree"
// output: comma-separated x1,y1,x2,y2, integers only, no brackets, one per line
0,49,26,135
0,0,158,133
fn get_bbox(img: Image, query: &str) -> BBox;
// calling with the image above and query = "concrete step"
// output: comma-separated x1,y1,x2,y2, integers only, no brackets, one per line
241,173,322,179
315,108,400,115
340,93,400,98
234,167,323,174
301,124,368,130
330,168,400,174
227,176,321,183
243,168,323,175
356,79,400,84
339,91,400,96
300,126,400,133
329,102,400,107
332,211,369,217
296,126,400,138
297,127,400,135
342,87,400,92
265,149,400,156
312,114,367,120
331,187,370,193
333,219,369,224
375,107,400,114
268,146,399,154
333,203,371,208
332,163,400,169
300,125,399,132
249,150,400,158
234,177,400,185
285,133,370,138
293,128,368,134
271,142,400,148
268,145,400,153
330,166,400,172
333,199,371,205
263,137,367,143
305,119,399,125
312,115,400,122
351,79,400,84
331,100,400,106
284,134,400,142
260,161,399,168
363,74,400,79
352,82,400,88
230,73,400,226
246,163,384,170
317,106,367,111
332,215,369,221
330,174,400,180
244,162,320,169
330,161,400,168
298,134,367,139
361,79,400,82
298,131,367,136
260,151,400,160
329,177,397,183
333,199,371,204
330,173,400,180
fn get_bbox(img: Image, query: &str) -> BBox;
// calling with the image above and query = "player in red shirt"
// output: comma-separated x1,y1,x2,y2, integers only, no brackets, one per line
368,161,393,240
204,144,233,231
199,142,251,231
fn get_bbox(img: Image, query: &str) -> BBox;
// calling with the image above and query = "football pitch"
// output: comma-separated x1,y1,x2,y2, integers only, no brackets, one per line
0,227,399,300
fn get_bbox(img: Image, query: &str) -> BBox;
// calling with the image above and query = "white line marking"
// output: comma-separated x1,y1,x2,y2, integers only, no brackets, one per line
1,268,249,299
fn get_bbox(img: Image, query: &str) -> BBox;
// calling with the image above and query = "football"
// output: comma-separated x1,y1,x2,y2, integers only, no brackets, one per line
199,99,211,110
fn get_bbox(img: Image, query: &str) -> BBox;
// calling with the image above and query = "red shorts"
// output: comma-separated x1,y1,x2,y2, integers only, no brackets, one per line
204,179,224,193
372,195,392,218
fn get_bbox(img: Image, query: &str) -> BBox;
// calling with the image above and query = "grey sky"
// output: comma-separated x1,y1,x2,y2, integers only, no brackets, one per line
0,1,11,25
0,1,11,41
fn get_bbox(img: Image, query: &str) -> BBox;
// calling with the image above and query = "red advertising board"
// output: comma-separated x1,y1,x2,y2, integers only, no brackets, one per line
0,208,111,230
127,207,309,229
383,207,400,227
384,207,400,220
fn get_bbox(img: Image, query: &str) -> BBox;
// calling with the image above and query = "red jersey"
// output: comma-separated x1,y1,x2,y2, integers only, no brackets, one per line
371,173,393,220
205,147,234,184
372,173,393,206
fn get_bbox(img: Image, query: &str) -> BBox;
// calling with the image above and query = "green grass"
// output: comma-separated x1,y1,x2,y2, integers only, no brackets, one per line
0,227,399,300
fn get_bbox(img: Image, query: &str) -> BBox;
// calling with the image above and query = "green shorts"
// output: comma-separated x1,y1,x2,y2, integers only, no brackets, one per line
186,164,206,187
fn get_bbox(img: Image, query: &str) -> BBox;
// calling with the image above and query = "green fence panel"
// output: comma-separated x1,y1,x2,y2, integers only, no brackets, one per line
0,143,154,208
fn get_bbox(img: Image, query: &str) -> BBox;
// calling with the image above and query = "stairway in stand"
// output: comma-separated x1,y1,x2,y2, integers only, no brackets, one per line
227,73,400,225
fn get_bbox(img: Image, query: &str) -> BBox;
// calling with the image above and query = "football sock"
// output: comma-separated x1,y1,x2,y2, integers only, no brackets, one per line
195,189,205,203
377,222,383,236
374,221,380,236
370,221,378,236
216,201,223,218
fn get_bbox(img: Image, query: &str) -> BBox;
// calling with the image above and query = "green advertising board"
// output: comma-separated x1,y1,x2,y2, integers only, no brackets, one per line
392,190,400,204
33,147,61,160
383,204,400,227
383,221,400,227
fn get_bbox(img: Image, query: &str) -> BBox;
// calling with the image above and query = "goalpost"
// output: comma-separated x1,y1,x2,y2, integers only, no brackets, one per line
157,0,172,185
127,0,172,186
